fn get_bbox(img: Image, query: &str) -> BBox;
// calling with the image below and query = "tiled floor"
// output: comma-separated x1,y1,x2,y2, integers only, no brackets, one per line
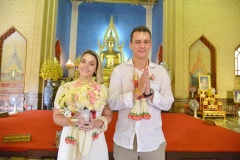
204,115,240,133
180,108,240,133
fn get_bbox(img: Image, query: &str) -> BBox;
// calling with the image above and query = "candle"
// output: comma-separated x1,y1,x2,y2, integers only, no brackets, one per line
65,59,74,69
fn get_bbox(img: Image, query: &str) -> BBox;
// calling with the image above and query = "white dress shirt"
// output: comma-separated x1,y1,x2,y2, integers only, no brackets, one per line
108,59,174,152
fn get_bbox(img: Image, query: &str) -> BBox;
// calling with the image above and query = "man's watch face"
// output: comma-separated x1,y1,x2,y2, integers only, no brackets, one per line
150,88,154,94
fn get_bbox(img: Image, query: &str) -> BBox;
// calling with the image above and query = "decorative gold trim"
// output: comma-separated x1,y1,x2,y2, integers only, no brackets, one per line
71,0,158,5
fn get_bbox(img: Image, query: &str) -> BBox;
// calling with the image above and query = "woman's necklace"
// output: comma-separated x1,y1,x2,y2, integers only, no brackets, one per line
74,78,91,87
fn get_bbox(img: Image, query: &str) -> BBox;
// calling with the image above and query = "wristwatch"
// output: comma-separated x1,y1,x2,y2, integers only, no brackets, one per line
144,88,154,97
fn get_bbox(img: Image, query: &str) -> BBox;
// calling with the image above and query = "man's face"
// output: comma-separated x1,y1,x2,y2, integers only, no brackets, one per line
129,31,152,59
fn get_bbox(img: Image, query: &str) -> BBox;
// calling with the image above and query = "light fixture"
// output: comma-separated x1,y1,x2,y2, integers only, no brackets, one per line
65,59,75,69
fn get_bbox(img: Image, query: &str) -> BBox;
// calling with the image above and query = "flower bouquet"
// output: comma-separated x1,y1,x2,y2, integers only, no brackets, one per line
56,81,108,145
56,81,108,115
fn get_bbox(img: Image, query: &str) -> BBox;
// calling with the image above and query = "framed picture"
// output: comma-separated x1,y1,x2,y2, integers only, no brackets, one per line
233,89,240,103
198,74,211,91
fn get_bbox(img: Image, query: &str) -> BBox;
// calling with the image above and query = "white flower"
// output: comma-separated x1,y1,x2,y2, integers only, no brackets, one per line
56,82,108,115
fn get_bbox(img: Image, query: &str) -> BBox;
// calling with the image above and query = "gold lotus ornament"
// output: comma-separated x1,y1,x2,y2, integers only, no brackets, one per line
205,89,212,98
40,58,63,81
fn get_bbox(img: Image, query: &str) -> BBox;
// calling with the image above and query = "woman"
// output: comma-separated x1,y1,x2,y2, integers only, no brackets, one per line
53,50,112,160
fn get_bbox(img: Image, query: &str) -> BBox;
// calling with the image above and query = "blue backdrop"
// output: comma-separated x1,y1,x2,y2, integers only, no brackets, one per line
56,0,163,77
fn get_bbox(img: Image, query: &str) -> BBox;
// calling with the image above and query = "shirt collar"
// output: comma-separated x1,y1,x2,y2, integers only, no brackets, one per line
126,58,156,68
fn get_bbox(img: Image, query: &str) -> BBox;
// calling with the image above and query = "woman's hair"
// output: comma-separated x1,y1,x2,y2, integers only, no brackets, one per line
80,50,104,84
130,26,152,42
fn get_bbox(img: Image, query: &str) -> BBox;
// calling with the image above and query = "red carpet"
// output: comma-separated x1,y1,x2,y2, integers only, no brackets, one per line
106,112,240,153
162,113,240,152
1,110,240,159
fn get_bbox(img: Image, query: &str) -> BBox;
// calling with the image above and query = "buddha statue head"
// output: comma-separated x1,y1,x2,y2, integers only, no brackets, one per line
106,31,116,50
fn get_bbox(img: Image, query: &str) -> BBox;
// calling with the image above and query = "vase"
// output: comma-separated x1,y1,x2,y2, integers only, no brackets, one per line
77,109,90,121
190,92,195,99
43,79,53,110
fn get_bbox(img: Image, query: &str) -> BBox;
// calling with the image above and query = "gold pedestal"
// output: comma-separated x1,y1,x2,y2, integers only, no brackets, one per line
103,68,113,86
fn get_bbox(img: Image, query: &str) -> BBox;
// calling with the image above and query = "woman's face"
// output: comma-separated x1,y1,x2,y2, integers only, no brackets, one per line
78,53,97,80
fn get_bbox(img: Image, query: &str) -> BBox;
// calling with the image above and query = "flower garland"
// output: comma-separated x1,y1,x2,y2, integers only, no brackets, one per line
128,73,154,121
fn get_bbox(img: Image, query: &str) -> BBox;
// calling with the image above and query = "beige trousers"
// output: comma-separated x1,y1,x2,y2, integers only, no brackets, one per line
113,137,166,160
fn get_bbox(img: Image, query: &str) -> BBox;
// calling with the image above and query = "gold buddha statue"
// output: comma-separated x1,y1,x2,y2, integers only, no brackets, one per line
100,35,121,69
100,31,122,85
98,16,124,85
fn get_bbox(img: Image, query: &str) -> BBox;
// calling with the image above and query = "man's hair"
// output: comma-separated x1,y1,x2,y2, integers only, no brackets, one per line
130,26,152,42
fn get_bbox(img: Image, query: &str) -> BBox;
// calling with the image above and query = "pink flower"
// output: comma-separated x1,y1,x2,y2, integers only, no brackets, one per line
74,94,79,100
189,87,196,93
90,97,96,105
149,74,155,81
89,91,95,98
92,83,100,91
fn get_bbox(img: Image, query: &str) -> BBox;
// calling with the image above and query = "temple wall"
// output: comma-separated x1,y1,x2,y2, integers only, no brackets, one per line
164,0,240,99
0,0,58,110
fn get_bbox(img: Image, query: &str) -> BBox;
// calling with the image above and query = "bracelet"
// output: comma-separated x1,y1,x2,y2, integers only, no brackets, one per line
143,88,154,97
68,117,73,126
134,88,142,96
95,116,108,132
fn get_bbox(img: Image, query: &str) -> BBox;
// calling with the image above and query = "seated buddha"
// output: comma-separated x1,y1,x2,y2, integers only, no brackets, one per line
100,36,121,69
100,34,122,85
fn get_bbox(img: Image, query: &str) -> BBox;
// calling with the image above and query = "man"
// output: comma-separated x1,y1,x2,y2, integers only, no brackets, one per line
108,26,174,160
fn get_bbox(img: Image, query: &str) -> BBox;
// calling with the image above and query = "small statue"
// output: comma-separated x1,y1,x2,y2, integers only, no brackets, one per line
100,32,122,69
